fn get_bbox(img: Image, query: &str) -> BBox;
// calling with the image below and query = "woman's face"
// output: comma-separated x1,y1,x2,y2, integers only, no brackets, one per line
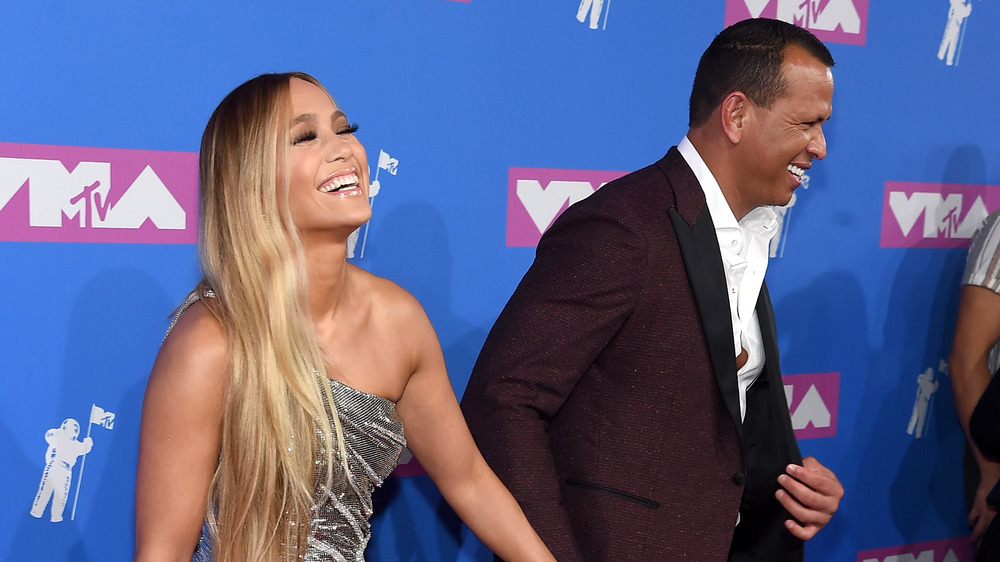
283,77,371,239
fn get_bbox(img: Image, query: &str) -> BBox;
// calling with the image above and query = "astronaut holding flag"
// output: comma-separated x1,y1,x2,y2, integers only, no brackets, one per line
348,149,398,259
576,0,609,30
29,404,115,523
938,0,973,66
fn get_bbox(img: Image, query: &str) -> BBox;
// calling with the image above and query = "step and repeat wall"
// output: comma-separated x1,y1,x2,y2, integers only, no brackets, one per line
1,1,994,561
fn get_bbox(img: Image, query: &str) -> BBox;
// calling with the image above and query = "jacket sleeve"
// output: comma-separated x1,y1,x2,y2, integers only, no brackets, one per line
971,369,1000,462
460,198,647,562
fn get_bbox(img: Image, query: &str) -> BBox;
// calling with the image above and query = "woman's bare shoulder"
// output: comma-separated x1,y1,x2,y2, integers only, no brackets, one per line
345,267,438,373
350,266,426,322
150,299,228,392
375,279,423,314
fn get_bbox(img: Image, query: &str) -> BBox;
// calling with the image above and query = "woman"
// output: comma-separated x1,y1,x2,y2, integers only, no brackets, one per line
951,209,1000,556
134,72,555,562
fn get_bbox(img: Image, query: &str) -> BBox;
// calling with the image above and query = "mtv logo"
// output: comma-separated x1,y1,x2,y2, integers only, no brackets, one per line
506,167,626,247
376,150,398,176
856,537,973,562
725,0,869,46
880,181,1000,249
782,372,839,439
90,405,116,430
0,142,197,244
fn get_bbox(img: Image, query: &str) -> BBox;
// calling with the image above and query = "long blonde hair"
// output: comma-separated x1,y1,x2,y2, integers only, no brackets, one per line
196,72,347,561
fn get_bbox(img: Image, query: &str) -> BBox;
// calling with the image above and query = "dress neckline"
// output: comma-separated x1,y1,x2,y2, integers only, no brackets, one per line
326,377,397,407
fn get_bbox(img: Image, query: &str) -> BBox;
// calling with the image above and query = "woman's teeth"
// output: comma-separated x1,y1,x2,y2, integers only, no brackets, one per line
319,173,359,193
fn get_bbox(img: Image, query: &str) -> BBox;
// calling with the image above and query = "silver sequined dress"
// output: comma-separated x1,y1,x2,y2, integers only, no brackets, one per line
192,378,406,561
176,293,407,561
303,378,406,560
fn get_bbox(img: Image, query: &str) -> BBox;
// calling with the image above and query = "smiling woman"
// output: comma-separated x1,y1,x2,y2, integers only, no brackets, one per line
133,72,556,562
285,79,371,238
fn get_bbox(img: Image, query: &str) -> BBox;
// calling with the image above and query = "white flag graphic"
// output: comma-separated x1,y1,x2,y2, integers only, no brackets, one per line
377,150,398,175
89,405,115,430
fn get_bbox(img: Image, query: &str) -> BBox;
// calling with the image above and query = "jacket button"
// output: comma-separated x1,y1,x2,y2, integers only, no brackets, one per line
732,472,746,485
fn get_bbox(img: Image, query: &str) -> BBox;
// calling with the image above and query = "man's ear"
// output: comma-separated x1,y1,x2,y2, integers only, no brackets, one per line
720,92,748,145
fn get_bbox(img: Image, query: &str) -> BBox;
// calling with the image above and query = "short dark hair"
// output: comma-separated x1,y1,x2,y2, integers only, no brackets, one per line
688,18,835,128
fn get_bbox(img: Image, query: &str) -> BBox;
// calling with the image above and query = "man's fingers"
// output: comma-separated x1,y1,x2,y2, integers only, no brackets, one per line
782,517,820,541
775,457,843,542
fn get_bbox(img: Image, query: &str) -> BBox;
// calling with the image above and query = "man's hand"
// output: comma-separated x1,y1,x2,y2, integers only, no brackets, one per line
775,456,844,540
970,471,999,544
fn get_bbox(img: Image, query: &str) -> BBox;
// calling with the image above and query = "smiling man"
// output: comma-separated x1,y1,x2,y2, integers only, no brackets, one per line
462,18,844,562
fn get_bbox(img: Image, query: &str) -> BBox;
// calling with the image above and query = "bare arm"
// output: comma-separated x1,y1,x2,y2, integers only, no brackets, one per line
135,302,227,562
950,284,1000,542
393,297,555,562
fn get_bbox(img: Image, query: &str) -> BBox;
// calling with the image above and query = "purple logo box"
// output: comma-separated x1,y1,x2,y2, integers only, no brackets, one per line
392,455,426,478
725,0,868,46
507,167,626,247
856,537,973,562
881,181,1000,249
782,372,839,439
0,142,198,244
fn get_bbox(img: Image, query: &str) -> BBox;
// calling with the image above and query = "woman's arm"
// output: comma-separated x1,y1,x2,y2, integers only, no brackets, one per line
950,284,1000,543
392,295,556,562
135,302,228,562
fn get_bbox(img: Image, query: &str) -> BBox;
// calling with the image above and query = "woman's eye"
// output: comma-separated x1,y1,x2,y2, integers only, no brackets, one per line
337,123,359,136
292,131,317,145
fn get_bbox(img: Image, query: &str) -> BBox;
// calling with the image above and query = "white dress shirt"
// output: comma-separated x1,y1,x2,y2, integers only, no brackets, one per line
677,137,779,421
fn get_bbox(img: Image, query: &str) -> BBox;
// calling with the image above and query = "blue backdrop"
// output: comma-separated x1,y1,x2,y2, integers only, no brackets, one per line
1,1,994,560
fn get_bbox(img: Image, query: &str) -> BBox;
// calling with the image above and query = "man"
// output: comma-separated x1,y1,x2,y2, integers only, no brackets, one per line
461,18,844,561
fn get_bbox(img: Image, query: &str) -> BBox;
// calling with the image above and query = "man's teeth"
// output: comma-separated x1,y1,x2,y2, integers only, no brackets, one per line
787,164,804,181
318,174,359,193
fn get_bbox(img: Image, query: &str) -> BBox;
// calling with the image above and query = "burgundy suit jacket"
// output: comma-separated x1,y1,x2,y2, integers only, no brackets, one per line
461,148,804,561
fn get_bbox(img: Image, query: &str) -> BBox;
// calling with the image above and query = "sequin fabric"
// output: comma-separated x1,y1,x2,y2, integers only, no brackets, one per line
192,379,405,561
304,378,406,561
172,292,406,561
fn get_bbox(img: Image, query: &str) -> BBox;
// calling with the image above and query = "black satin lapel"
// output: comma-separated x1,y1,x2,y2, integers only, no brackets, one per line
755,284,780,369
755,283,803,463
669,206,743,439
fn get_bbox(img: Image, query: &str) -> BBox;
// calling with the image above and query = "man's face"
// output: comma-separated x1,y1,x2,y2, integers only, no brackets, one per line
739,45,834,213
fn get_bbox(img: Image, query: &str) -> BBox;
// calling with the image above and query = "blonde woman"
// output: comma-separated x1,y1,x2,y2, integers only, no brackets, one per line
134,72,555,562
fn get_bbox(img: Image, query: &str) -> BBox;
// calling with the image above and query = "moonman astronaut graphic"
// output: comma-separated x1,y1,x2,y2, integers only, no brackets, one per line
347,178,379,259
30,419,93,522
576,0,606,30
348,149,395,259
938,0,972,66
907,367,940,438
